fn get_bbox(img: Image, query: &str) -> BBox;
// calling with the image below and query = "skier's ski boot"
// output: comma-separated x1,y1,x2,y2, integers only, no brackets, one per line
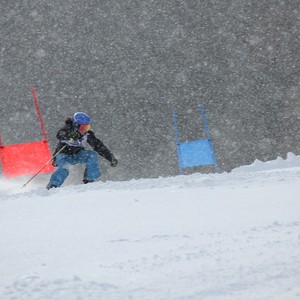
46,183,57,190
83,179,94,184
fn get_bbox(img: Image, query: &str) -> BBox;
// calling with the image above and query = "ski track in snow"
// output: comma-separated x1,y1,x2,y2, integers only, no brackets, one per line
0,154,300,300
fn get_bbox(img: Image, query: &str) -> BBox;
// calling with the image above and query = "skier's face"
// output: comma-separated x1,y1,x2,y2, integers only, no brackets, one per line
78,124,90,134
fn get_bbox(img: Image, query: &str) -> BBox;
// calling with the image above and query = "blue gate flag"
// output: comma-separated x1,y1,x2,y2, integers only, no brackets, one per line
173,106,219,174
178,139,216,169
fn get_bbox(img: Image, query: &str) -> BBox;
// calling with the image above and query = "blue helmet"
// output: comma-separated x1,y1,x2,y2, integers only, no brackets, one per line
73,112,91,124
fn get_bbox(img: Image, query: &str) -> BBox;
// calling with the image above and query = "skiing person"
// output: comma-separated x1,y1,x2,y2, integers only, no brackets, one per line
46,112,118,190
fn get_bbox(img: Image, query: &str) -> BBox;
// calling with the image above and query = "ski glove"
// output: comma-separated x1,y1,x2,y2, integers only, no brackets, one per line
52,158,58,167
69,131,82,140
110,157,118,167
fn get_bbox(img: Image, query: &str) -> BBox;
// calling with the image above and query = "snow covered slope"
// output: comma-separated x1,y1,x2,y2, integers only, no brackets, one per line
0,154,300,300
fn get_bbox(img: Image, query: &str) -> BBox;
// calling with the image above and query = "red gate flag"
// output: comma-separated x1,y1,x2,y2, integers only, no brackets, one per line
0,140,54,178
0,86,54,179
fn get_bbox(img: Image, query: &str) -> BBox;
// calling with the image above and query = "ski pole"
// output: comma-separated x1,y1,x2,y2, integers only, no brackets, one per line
21,144,68,189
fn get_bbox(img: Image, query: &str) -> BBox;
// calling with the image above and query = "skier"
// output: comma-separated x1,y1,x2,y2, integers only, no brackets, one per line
46,112,118,190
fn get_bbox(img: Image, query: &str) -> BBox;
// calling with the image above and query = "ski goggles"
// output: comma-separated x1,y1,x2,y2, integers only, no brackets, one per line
78,124,90,133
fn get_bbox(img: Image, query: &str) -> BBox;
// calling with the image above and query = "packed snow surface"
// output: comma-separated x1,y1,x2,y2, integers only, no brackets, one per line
0,153,300,300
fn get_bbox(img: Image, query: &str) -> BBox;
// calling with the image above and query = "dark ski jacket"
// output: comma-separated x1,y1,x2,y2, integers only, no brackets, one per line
53,118,115,163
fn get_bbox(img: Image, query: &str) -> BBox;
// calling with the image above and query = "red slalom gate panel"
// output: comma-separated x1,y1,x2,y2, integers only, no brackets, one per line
0,140,54,178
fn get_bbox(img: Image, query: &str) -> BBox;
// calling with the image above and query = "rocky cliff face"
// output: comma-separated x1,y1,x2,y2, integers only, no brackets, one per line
1,0,299,181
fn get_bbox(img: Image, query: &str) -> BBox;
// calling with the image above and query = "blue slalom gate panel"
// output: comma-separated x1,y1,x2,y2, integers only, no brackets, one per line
173,105,220,174
178,139,215,169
